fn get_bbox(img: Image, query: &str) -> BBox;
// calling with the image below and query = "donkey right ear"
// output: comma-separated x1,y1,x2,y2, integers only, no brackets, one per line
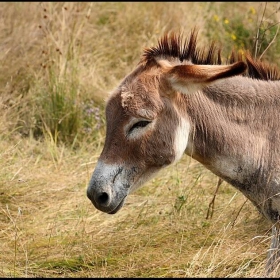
160,61,247,95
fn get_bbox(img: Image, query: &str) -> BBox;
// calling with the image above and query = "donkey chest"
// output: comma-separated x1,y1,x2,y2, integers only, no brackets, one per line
212,156,280,223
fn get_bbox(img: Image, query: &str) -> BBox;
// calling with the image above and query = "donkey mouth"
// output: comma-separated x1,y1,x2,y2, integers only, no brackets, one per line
108,197,126,214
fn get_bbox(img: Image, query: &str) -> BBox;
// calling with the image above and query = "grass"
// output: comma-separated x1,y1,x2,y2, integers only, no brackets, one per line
0,136,272,277
0,2,279,278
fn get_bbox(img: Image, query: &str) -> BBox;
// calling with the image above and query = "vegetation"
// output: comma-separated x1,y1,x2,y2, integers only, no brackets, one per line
0,2,279,277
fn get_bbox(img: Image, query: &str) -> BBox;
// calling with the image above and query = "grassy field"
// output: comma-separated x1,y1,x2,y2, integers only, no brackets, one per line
0,2,279,277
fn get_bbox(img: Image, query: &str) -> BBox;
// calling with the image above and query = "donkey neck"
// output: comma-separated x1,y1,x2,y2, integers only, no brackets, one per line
184,76,280,217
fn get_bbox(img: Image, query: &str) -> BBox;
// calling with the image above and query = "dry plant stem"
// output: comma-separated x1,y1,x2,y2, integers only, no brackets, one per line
257,3,280,50
3,205,20,277
259,23,280,60
231,199,248,228
266,223,280,276
254,2,280,60
206,178,223,219
254,2,267,59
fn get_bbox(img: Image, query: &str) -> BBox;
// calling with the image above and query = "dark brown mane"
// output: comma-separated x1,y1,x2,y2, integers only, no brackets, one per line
142,28,280,81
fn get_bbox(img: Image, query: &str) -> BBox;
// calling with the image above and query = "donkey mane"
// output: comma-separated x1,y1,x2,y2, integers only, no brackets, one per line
142,28,280,81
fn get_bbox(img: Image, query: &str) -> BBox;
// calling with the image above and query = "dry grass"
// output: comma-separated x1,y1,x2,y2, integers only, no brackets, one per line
0,2,279,278
0,136,272,277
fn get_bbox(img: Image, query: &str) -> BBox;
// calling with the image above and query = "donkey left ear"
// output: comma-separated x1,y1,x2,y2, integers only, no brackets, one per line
161,61,247,95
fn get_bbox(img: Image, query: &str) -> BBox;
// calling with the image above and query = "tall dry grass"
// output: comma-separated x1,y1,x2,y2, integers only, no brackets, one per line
0,2,279,277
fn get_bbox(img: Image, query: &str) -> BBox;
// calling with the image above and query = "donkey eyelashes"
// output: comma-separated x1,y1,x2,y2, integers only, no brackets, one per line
128,120,151,135
124,117,153,138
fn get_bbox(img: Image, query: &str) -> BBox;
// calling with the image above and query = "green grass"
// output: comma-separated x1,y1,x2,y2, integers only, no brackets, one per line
0,2,279,278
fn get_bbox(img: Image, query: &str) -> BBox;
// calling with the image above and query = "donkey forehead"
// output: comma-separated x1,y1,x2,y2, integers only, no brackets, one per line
105,65,167,120
120,68,161,97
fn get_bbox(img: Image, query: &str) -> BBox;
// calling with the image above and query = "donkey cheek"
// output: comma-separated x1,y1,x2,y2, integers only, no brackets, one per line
147,152,174,166
161,155,173,165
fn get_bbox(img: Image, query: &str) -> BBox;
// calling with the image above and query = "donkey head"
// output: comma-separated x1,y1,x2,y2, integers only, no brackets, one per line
87,32,246,214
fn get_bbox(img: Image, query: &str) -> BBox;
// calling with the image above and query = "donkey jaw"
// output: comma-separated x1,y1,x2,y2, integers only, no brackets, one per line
107,197,126,214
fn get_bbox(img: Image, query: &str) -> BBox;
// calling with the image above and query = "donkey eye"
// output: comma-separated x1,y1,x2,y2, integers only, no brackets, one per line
128,120,151,134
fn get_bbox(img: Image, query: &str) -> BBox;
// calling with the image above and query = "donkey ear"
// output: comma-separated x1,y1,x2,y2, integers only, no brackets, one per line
161,61,247,95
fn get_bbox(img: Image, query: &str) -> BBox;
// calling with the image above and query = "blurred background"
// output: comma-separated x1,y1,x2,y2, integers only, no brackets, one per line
0,2,279,277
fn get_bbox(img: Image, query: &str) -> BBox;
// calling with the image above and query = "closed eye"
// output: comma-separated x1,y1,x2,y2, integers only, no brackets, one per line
128,120,151,135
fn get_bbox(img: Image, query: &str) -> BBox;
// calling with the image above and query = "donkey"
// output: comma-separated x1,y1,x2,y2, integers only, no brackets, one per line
87,29,280,275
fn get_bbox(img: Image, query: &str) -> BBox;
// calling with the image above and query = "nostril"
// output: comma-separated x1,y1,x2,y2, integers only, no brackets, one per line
97,192,109,205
